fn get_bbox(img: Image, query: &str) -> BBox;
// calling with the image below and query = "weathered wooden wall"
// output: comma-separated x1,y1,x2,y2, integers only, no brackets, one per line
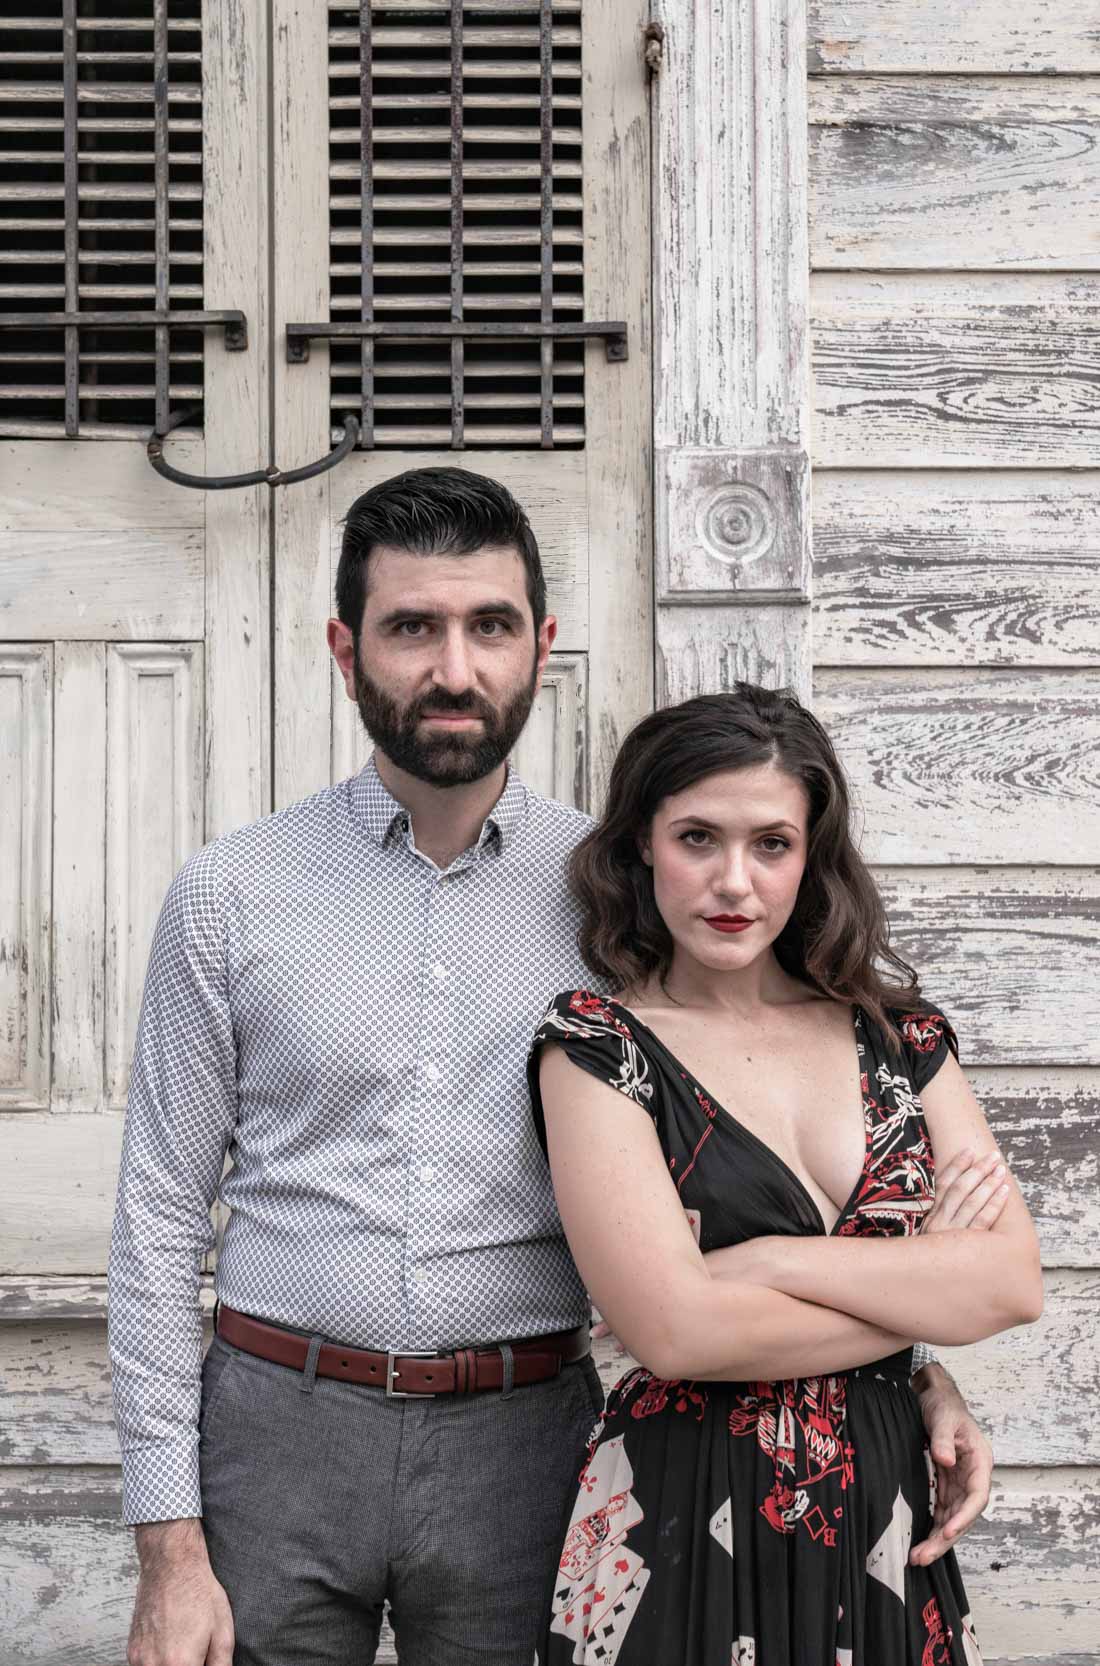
807,5,1100,1659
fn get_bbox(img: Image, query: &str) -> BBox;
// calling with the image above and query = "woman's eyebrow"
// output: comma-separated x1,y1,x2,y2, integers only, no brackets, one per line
666,816,801,835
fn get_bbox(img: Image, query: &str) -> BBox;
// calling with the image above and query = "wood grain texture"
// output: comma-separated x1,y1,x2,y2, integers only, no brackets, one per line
653,0,808,451
657,605,813,707
811,274,1100,468
809,1,1100,75
272,0,333,810
0,440,204,531
104,645,204,1108
809,78,1100,269
577,0,653,811
814,668,1100,865
0,1276,213,1324
0,1115,122,1274
0,532,204,641
0,645,52,1111
876,868,1100,1067
202,0,270,839
652,0,810,711
812,471,1100,667
1,1461,1095,1664
972,1068,1100,1269
52,644,107,1111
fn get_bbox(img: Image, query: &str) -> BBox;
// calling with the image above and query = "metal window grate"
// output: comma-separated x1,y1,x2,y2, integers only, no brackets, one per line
328,0,587,449
0,0,204,440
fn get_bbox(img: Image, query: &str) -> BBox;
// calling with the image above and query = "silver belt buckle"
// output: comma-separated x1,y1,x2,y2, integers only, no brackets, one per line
385,1349,439,1399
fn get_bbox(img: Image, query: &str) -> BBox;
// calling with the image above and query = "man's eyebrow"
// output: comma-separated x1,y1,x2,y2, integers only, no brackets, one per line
374,600,526,629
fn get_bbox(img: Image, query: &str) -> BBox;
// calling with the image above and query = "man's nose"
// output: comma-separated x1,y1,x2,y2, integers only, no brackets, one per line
429,628,476,694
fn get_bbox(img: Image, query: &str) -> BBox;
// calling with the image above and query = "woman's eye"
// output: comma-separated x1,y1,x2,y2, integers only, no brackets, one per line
680,829,713,847
758,836,791,854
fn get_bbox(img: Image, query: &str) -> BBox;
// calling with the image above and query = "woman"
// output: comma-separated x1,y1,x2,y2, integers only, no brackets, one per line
527,686,1042,1666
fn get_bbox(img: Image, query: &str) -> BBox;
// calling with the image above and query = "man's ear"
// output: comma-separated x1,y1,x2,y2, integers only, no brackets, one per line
533,615,558,691
327,618,358,703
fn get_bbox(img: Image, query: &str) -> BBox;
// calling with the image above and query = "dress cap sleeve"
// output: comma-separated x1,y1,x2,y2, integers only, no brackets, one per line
891,1003,959,1094
526,990,657,1152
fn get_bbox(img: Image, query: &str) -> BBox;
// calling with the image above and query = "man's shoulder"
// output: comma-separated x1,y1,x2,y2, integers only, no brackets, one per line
170,779,354,904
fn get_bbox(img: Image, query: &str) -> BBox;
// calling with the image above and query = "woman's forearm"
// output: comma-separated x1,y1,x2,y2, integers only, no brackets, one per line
745,1230,1043,1346
649,1276,912,1382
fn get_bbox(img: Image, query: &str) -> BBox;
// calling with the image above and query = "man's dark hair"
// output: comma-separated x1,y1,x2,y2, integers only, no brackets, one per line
336,466,546,638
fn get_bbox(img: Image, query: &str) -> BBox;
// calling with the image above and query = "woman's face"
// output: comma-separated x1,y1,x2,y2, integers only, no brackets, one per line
641,762,810,975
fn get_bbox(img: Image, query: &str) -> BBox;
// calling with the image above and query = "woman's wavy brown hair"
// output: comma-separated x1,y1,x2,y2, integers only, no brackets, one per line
570,685,922,1043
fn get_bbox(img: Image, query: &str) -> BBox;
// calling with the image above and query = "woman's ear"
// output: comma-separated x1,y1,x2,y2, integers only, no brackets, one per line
637,836,653,868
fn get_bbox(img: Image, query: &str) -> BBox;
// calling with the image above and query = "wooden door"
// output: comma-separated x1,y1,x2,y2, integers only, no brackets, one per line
270,0,652,814
0,2,269,1647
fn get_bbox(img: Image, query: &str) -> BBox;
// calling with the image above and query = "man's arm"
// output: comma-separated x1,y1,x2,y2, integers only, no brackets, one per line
107,843,239,1664
909,1361,994,1566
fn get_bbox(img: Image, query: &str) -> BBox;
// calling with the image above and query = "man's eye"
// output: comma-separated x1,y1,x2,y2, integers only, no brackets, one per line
398,621,427,636
477,619,507,636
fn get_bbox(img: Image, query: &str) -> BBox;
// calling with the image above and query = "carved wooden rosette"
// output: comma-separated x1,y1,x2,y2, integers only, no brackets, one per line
653,0,811,703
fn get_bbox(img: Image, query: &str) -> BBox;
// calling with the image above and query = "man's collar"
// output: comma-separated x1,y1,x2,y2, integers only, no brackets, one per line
349,753,527,853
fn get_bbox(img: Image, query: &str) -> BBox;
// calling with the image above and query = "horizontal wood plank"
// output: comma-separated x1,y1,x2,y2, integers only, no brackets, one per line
809,2,1100,75
971,1068,1100,1269
0,439,205,531
810,78,1100,270
2,1464,1090,1662
0,531,204,640
815,669,1100,864
811,274,1100,468
812,471,1100,667
877,869,1100,1067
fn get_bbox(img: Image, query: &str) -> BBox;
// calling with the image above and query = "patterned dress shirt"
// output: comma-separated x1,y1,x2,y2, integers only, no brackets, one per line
108,758,604,1525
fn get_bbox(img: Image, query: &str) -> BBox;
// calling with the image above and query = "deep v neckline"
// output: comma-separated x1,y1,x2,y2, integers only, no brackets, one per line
603,997,870,1239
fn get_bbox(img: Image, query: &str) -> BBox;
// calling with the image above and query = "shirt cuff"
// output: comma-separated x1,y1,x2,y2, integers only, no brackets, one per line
910,1341,937,1376
119,1440,202,1526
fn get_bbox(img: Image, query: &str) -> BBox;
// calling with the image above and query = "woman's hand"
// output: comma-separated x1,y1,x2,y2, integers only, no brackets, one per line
922,1147,1010,1234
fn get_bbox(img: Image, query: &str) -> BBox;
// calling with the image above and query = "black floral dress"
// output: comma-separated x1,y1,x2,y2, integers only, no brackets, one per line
527,991,983,1666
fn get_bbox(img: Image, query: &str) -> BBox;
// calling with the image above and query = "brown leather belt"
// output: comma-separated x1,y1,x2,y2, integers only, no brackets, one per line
216,1305,589,1397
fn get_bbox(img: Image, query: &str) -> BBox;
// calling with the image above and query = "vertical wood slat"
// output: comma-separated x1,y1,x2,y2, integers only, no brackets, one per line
61,0,79,436
449,0,464,447
203,0,270,838
653,0,812,703
0,646,52,1111
104,646,204,1108
51,644,107,1112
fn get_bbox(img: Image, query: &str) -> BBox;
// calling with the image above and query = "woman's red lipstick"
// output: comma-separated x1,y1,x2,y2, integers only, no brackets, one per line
703,915,753,934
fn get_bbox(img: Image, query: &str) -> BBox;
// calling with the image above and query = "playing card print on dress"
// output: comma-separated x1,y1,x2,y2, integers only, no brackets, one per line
528,992,982,1665
551,1435,651,1664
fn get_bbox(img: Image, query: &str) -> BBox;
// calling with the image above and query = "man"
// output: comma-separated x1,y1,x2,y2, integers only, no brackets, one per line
109,468,992,1666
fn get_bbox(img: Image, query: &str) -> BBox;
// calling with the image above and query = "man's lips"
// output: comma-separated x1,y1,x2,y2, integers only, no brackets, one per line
419,712,483,726
703,916,754,933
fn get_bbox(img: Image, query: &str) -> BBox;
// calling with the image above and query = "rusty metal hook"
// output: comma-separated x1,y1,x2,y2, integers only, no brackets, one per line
146,406,360,490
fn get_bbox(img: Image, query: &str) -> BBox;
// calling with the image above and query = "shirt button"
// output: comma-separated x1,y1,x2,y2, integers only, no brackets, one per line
432,963,447,982
420,1165,435,1185
425,1062,441,1082
413,1267,428,1286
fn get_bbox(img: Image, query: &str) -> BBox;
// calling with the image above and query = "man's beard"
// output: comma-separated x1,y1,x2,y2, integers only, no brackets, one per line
352,652,538,787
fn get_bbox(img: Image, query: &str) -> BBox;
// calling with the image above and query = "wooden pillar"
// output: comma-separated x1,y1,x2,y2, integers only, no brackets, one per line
653,0,811,703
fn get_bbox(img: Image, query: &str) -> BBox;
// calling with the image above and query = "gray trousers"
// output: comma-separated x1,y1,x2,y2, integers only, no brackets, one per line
198,1334,603,1666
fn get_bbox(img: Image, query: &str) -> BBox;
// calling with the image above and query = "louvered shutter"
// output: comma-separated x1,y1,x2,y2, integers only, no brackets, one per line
327,0,585,447
0,1,204,438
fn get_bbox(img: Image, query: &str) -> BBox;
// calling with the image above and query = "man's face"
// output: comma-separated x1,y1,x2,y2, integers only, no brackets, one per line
328,544,556,787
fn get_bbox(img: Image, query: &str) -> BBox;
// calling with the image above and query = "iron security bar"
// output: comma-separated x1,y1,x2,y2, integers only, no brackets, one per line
288,319,628,362
0,311,247,349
